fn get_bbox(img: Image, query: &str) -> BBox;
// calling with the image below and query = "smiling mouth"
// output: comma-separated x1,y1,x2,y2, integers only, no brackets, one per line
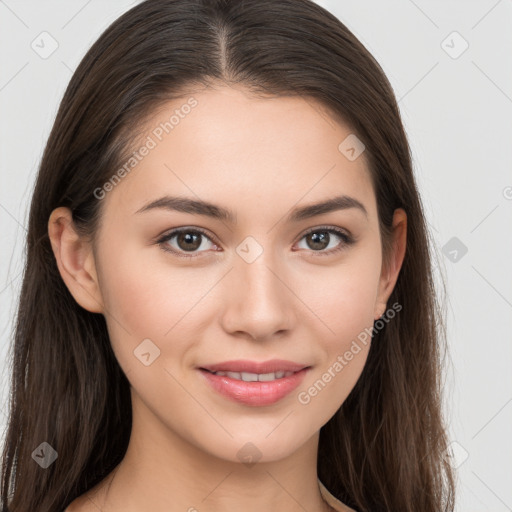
201,369,299,382
198,366,311,406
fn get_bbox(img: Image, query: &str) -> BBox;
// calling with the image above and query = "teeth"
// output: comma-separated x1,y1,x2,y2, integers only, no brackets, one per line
241,372,259,382
258,372,278,381
212,370,295,381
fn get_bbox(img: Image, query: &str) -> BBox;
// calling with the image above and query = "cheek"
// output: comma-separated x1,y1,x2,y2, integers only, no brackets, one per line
294,264,378,425
293,252,380,408
99,244,188,331
97,245,221,365
298,252,381,344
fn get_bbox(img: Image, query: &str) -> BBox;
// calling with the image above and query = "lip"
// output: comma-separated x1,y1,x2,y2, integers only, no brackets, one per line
199,359,310,374
198,362,311,407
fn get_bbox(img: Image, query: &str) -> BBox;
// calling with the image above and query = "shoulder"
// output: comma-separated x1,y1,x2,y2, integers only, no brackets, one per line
64,492,98,512
64,473,113,511
63,498,82,512
318,478,357,512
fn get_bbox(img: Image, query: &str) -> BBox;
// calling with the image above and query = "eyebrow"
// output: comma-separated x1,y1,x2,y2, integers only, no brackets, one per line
134,194,368,222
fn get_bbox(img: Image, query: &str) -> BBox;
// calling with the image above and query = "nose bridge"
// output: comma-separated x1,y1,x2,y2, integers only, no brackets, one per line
221,237,294,339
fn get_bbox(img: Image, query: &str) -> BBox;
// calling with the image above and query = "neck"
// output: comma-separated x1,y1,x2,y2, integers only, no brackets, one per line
84,395,331,512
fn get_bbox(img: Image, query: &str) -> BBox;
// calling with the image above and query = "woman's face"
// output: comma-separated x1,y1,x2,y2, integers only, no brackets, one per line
53,85,405,464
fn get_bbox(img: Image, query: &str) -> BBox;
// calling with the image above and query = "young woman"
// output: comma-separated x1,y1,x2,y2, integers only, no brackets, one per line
0,0,456,511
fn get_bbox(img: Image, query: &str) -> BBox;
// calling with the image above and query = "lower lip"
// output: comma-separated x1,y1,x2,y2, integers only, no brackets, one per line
198,368,310,406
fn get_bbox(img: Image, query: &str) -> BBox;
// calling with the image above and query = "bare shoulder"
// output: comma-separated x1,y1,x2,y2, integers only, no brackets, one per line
64,489,104,512
63,497,83,511
64,495,91,512
65,471,115,511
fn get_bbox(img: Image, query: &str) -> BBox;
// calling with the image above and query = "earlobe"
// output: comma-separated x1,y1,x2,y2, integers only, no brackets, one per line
47,207,104,314
374,208,407,320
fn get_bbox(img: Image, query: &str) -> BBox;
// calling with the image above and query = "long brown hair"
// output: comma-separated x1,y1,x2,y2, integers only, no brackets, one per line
0,0,455,510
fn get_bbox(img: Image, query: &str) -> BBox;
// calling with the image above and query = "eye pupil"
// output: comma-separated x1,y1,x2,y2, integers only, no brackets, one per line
177,232,201,251
307,231,329,250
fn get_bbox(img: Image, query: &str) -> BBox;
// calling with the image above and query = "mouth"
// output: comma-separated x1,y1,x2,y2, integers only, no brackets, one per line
200,368,300,381
197,359,311,406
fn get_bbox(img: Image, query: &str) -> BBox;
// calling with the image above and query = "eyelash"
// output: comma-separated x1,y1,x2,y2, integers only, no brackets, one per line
156,226,355,259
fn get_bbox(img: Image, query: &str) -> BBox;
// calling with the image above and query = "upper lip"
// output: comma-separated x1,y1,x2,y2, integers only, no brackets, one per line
199,359,310,374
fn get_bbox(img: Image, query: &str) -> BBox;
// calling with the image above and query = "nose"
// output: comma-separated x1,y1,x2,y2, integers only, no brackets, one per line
219,249,296,341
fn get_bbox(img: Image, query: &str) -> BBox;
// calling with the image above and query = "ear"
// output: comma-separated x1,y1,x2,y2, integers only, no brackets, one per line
47,207,104,314
374,208,407,320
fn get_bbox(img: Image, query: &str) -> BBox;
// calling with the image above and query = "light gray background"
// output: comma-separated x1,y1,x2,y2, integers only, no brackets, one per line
1,1,511,510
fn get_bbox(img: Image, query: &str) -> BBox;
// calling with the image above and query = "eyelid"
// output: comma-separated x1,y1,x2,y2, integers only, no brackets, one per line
300,224,353,240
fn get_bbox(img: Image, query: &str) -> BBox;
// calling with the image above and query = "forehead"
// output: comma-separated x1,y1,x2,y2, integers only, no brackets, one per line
101,85,376,224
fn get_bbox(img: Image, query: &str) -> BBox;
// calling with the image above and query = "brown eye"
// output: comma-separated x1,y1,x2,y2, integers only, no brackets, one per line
157,228,217,258
296,227,354,256
305,231,330,250
176,232,202,251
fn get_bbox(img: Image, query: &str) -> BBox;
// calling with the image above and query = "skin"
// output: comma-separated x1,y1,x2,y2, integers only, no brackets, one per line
49,84,406,512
